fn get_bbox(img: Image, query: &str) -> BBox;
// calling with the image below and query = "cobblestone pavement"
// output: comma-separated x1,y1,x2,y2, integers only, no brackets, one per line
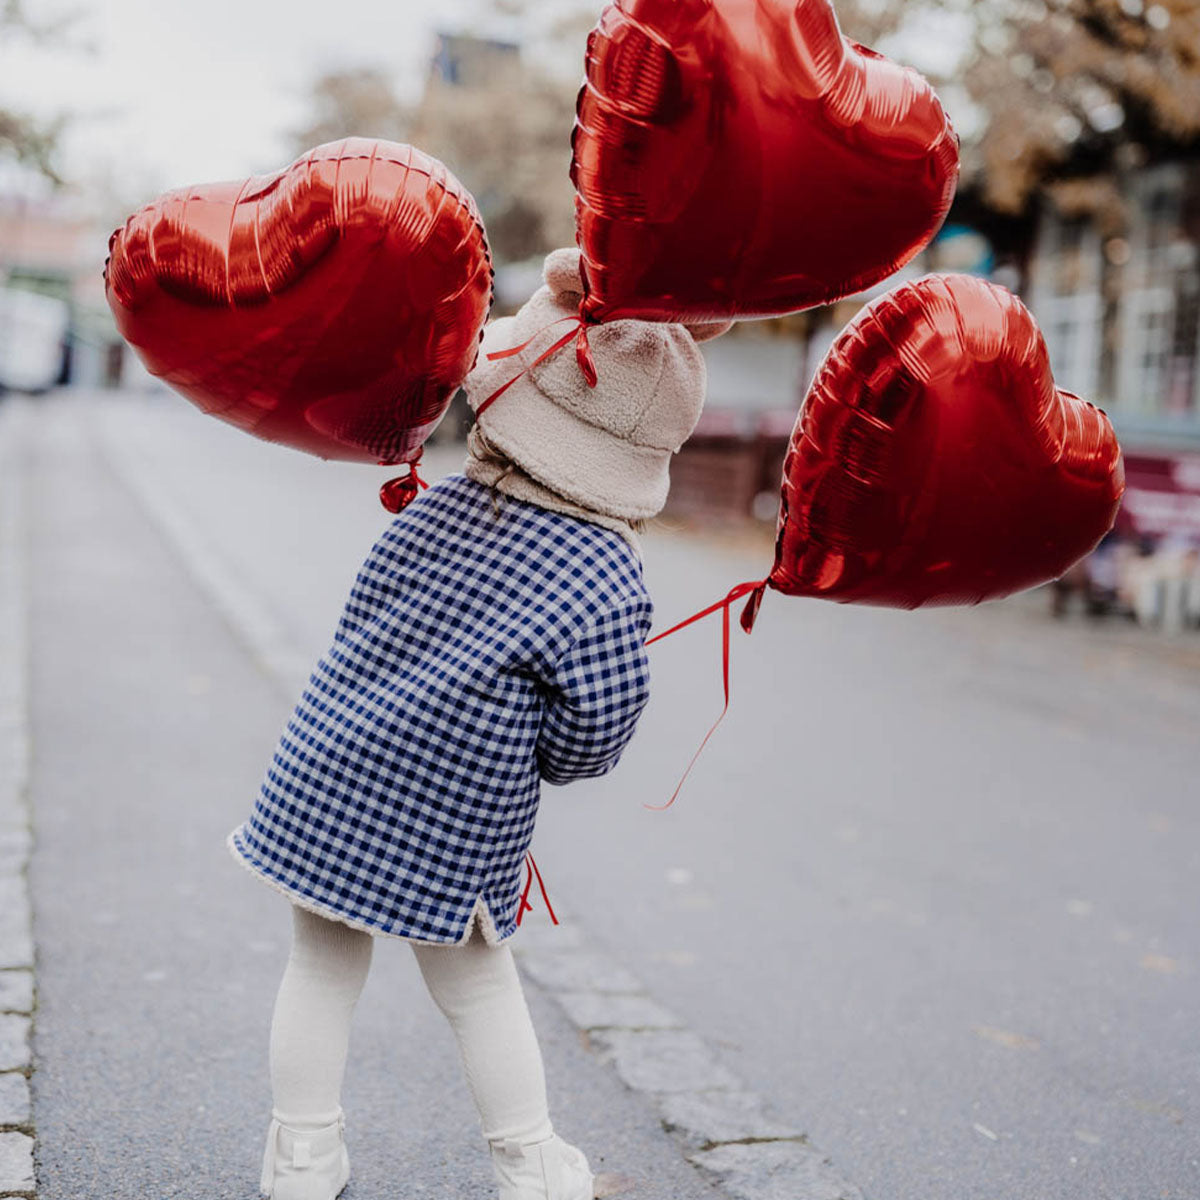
0,401,35,1198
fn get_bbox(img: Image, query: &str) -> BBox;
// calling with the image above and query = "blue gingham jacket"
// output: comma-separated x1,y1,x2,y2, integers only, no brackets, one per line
228,474,652,944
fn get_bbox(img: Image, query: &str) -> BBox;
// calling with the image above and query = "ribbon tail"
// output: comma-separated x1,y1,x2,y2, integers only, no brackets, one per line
576,324,598,388
515,852,557,926
485,315,576,363
645,599,733,811
740,580,769,633
515,857,536,927
645,579,767,647
642,578,768,811
525,852,558,925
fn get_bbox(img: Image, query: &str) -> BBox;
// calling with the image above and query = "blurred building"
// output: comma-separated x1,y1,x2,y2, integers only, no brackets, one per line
1027,161,1200,442
665,333,806,524
0,187,122,389
0,193,91,301
664,173,1200,630
429,30,520,88
1026,159,1200,628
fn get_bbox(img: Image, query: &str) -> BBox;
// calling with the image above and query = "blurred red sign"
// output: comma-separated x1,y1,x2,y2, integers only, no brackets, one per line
1118,453,1200,540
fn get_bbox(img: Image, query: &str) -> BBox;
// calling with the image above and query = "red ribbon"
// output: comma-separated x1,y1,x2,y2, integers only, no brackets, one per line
513,576,770,923
515,851,558,927
476,306,598,418
643,578,770,810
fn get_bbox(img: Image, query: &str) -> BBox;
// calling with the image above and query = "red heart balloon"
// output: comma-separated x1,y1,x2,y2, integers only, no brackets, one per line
105,139,493,465
752,274,1124,615
572,0,959,323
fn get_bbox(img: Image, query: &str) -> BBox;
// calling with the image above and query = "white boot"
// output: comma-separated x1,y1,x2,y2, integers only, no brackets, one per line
489,1134,595,1200
259,1110,350,1200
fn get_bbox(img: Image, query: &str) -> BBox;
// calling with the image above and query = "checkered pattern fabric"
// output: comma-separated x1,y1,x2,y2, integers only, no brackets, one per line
229,474,652,944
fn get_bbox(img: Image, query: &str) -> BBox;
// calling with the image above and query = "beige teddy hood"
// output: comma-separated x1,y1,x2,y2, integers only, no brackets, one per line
462,248,730,536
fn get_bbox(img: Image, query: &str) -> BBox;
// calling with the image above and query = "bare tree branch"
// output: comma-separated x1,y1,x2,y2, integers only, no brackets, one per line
289,67,411,152
0,2,78,182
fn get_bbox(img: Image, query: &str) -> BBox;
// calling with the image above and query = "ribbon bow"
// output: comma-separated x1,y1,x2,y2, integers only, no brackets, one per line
476,308,599,419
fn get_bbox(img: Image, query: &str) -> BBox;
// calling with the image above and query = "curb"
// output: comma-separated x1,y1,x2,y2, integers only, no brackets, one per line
0,400,37,1199
93,404,866,1200
514,921,864,1200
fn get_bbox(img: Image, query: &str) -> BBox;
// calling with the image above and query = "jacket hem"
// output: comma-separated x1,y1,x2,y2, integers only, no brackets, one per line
225,828,513,947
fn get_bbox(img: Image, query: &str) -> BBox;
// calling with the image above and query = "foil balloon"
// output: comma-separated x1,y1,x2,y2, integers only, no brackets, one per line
105,139,493,465
572,0,959,323
742,274,1124,622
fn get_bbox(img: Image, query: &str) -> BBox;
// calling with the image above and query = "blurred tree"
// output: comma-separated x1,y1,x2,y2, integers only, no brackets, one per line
289,67,410,152
952,0,1200,215
291,2,583,264
0,0,68,182
828,0,910,46
830,0,1200,216
291,0,1200,263
405,55,577,263
286,0,926,266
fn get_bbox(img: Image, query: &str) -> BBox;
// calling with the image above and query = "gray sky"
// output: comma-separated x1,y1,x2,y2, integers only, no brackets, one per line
2,0,972,205
2,0,483,192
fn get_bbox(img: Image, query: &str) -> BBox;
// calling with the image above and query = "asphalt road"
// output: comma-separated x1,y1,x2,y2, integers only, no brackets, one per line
23,389,1200,1200
22,394,723,1200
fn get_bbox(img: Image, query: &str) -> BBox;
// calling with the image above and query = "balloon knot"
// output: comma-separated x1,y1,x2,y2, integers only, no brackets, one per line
575,322,598,388
379,456,428,513
739,580,770,633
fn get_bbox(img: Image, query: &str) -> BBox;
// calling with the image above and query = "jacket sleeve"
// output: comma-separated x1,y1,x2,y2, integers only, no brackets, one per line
536,598,653,786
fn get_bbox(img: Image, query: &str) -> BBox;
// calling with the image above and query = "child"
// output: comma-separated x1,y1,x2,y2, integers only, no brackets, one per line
227,248,729,1200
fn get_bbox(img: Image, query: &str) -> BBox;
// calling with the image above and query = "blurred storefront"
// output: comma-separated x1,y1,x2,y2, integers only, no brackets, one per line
664,329,806,526
667,167,1200,632
0,188,123,391
1027,162,1200,437
1027,159,1200,629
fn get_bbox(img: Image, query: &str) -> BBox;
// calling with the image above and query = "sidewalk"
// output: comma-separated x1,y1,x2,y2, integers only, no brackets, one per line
0,400,35,1199
15,392,861,1200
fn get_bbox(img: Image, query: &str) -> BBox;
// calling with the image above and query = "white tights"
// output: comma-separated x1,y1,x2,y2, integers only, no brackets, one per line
269,905,554,1146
